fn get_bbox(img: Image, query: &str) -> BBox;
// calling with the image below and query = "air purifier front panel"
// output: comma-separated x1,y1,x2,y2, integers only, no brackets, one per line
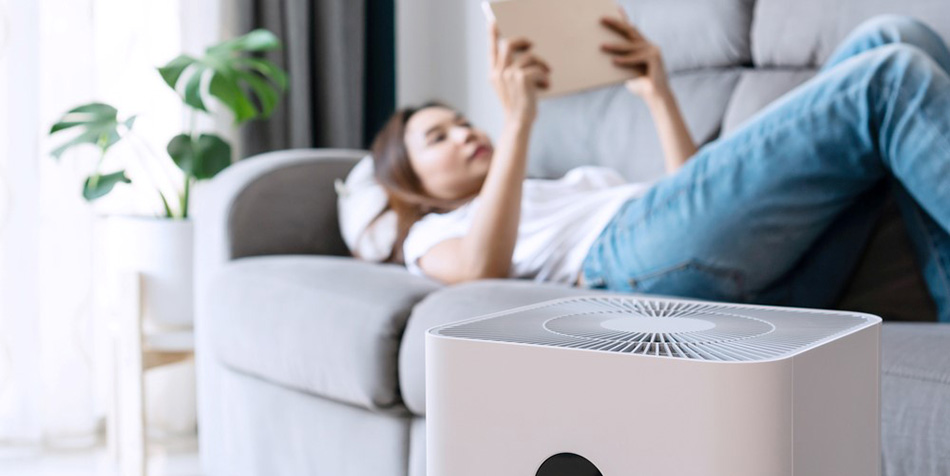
426,296,881,476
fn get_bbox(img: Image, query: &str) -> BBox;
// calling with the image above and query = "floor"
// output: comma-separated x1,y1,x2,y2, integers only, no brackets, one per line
0,435,201,476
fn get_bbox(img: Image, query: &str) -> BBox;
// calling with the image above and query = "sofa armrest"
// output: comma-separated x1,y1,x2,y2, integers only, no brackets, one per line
192,148,367,462
194,148,367,288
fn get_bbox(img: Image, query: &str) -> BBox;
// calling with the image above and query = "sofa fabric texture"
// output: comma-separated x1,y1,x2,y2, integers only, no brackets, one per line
209,255,438,411
880,324,950,475
229,159,356,259
752,0,950,67
196,1,950,475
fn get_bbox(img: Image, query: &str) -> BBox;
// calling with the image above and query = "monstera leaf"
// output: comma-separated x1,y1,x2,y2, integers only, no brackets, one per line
166,133,232,180
158,29,288,125
83,170,132,201
49,102,136,159
49,102,136,202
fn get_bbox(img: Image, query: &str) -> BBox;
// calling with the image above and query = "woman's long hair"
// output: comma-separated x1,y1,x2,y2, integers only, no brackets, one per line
368,101,474,265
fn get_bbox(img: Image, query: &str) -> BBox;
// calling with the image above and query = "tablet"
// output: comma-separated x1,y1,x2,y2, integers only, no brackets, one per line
483,0,641,98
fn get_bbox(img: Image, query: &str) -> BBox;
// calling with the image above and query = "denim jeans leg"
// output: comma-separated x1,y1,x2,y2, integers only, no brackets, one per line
815,17,950,317
891,183,950,322
750,183,887,309
754,16,950,309
821,16,950,322
584,45,950,303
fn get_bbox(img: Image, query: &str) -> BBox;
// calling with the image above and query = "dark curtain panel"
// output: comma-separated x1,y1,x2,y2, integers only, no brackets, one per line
234,0,395,157
363,0,396,148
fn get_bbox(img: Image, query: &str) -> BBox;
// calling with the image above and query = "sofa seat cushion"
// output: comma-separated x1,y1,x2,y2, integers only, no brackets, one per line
208,255,441,411
881,323,950,476
399,280,621,415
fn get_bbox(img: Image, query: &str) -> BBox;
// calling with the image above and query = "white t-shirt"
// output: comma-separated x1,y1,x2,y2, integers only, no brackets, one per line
403,166,655,285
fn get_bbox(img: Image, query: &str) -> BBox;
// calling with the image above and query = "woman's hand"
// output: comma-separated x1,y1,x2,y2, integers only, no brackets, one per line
488,21,551,126
599,8,669,100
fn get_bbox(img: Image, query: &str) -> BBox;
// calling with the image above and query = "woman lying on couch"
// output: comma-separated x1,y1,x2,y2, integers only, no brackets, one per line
366,13,950,323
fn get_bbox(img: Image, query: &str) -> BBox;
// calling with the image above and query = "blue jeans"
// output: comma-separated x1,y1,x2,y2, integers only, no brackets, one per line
579,15,950,323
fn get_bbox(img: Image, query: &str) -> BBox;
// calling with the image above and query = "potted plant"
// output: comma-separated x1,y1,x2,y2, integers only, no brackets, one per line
48,29,288,329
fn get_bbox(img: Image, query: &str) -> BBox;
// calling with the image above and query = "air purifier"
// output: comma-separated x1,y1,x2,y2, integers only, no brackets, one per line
426,296,881,476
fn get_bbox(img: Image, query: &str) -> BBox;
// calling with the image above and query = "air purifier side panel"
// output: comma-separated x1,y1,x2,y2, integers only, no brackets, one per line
792,325,881,476
427,335,794,476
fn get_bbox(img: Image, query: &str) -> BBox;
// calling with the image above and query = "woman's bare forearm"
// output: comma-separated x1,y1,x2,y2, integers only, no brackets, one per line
456,20,548,280
645,86,697,173
460,120,531,278
597,13,695,172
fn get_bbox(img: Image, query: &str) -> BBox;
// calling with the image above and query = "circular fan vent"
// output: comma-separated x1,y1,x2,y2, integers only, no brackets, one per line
432,296,875,362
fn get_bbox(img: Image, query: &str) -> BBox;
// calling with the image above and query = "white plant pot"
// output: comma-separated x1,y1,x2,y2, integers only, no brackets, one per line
103,215,194,328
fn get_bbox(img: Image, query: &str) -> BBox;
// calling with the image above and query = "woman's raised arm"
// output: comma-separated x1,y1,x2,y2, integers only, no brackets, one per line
418,22,551,283
600,10,697,173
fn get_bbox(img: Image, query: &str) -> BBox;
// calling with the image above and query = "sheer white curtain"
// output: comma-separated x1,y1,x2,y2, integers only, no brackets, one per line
0,0,220,452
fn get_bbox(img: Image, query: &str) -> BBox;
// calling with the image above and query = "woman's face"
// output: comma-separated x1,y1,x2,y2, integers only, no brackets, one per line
404,106,494,201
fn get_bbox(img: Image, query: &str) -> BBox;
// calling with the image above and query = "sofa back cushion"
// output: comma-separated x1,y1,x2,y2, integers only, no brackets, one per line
528,70,741,183
623,0,755,73
231,158,357,259
752,0,950,67
721,69,816,135
526,0,755,182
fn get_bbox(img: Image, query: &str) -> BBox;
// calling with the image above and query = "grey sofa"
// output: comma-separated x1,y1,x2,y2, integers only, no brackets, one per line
194,0,950,475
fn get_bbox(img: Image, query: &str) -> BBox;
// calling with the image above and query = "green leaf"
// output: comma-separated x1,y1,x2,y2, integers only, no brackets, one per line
48,102,132,159
73,103,117,114
167,134,196,175
235,57,288,91
208,29,281,55
160,29,289,122
166,133,232,180
235,70,279,118
51,129,106,159
208,72,258,124
82,170,131,201
158,54,198,89
235,29,281,52
194,134,232,179
183,68,209,112
49,102,117,134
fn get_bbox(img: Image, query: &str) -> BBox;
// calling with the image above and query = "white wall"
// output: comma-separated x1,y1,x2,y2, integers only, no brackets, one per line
397,0,504,138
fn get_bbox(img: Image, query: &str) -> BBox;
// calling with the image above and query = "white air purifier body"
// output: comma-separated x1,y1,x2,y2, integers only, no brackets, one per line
426,296,881,476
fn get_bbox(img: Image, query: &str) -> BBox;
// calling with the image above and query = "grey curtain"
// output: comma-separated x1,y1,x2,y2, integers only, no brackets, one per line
233,0,366,156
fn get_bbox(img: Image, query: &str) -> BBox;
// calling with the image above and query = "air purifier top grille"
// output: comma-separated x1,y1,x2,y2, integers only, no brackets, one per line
429,296,879,362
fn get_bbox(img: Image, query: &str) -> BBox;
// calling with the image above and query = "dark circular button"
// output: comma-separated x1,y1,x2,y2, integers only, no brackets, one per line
536,453,603,476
